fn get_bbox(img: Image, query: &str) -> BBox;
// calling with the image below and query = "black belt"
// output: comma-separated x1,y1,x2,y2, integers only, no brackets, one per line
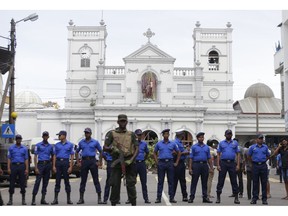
82,156,96,160
136,160,144,163
221,159,235,163
38,160,50,164
253,161,266,165
12,162,24,165
159,159,173,162
56,158,69,161
193,161,207,164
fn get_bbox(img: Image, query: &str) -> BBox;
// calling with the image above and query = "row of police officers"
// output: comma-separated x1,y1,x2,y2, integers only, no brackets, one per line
0,114,272,206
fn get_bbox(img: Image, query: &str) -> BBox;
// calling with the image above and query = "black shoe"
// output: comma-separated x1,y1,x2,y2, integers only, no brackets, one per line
145,200,151,204
228,194,235,197
125,200,131,204
155,199,161,203
102,200,107,204
188,199,193,203
250,200,257,204
117,201,121,204
203,198,213,203
169,199,177,203
262,200,268,205
182,197,188,202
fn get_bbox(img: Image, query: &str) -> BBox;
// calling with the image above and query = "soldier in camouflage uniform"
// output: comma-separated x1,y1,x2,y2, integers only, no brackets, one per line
104,114,139,206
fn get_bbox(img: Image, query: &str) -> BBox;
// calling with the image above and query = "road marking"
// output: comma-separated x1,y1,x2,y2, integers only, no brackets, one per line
162,191,172,206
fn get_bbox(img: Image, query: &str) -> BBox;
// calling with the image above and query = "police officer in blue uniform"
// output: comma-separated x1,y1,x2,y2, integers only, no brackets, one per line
248,134,270,205
31,131,53,205
216,129,240,204
188,132,213,203
173,129,189,202
76,127,104,205
126,129,151,204
51,130,75,205
102,151,113,204
154,129,181,203
7,134,29,205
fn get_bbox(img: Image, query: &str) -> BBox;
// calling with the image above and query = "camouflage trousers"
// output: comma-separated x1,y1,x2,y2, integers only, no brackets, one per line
110,162,137,205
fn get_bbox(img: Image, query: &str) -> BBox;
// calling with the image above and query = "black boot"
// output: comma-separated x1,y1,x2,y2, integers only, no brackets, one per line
51,192,58,205
22,193,27,205
31,194,36,205
77,192,84,204
67,192,73,205
97,193,104,204
0,192,3,206
216,193,221,204
234,194,240,204
41,194,49,205
7,194,13,205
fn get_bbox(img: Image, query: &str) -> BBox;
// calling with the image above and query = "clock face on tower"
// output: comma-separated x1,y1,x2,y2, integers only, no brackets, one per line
79,46,92,59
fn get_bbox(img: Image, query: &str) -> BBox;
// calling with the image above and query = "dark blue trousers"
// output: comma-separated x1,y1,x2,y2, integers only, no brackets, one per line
216,160,239,195
79,158,101,193
252,163,268,201
136,161,149,201
157,160,174,200
54,160,71,193
103,161,112,202
189,163,209,200
9,163,26,194
32,162,51,195
173,160,188,198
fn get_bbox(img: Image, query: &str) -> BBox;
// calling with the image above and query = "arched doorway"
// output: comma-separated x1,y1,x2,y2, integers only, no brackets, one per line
142,130,158,145
174,130,193,147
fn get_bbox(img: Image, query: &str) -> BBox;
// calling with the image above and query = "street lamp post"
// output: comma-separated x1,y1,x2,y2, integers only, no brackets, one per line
0,13,38,140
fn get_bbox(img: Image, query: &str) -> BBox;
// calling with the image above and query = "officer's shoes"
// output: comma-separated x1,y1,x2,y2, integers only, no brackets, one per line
262,200,268,205
228,194,235,197
188,199,193,203
250,200,257,204
51,200,58,205
31,201,36,205
203,198,213,203
125,200,131,204
155,199,161,203
40,200,49,205
77,199,85,204
102,200,107,204
145,199,151,204
182,197,188,202
169,199,177,203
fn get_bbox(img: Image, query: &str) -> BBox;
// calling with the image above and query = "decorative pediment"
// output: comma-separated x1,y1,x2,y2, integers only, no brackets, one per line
123,43,176,63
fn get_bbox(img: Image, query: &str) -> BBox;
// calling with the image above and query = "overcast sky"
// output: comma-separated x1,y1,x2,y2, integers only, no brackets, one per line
0,8,284,108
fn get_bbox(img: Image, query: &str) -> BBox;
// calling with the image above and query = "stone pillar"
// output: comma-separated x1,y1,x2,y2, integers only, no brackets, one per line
96,118,103,143
194,61,204,106
96,59,105,105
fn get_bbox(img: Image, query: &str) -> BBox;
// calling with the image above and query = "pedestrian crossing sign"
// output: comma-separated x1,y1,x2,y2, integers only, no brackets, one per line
1,124,15,138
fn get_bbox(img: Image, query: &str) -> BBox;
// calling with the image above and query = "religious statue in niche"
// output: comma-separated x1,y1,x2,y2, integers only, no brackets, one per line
141,72,157,102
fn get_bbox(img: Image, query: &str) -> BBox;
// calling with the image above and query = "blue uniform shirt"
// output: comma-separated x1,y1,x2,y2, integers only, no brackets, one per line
76,138,102,157
248,144,270,162
174,138,187,160
103,152,112,161
34,141,54,161
136,140,149,161
190,142,211,161
7,144,28,163
154,140,179,159
53,141,74,159
217,139,240,160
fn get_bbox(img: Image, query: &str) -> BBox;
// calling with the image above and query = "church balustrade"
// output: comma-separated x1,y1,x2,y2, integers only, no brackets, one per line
72,31,100,37
104,66,125,75
208,63,219,71
173,67,194,76
201,33,226,39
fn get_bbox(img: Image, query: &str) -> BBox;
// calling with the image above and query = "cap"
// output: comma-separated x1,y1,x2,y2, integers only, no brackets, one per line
15,134,22,139
134,129,143,135
42,131,49,136
84,127,92,133
118,114,128,121
225,129,233,135
175,129,185,135
56,130,67,136
257,134,264,139
161,129,170,134
196,132,205,138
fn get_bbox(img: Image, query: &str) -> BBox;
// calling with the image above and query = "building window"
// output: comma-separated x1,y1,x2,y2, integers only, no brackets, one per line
81,59,90,67
177,84,193,93
208,50,219,71
106,83,121,92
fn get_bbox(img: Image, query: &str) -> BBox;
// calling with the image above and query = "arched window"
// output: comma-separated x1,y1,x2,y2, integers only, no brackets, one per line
174,130,193,147
208,51,219,71
142,130,158,145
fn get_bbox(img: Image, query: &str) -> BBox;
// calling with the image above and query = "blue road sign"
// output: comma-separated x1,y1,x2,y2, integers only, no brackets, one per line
1,124,15,138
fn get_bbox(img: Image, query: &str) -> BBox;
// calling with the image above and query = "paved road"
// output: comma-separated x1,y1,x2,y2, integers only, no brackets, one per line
0,168,287,206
